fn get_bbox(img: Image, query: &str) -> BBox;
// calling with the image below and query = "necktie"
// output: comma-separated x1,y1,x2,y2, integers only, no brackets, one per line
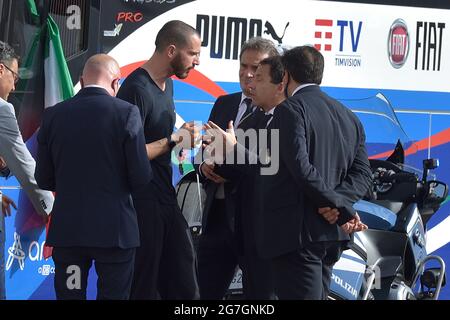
242,98,253,119
259,113,273,129
237,98,254,127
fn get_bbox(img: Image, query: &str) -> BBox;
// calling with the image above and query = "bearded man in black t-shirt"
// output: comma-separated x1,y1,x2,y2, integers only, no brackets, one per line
117,20,201,300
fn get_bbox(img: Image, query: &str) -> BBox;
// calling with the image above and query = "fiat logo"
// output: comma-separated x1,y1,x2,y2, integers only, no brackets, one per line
388,19,409,68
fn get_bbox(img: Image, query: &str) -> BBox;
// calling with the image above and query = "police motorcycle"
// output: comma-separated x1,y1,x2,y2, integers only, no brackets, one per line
329,93,447,300
176,93,448,300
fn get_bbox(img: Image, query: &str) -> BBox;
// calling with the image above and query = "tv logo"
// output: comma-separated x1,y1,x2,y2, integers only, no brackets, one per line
314,19,363,67
314,19,333,51
314,19,363,53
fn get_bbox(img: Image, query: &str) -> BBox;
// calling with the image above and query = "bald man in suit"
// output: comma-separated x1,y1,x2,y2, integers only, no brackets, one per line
36,54,152,300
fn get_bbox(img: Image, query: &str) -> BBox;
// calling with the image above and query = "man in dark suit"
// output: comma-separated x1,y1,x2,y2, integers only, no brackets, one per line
35,54,152,300
265,46,371,299
206,46,371,299
195,37,279,299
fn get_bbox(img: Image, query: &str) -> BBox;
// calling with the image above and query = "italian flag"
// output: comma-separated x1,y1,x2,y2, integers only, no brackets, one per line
44,16,74,108
42,16,74,258
25,0,74,109
24,0,74,259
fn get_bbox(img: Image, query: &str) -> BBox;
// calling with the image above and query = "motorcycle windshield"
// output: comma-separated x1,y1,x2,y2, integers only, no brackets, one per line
338,93,418,164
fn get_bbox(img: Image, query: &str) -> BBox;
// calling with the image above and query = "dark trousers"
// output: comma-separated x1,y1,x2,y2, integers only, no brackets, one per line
270,241,344,300
52,246,135,300
130,197,199,300
198,199,274,300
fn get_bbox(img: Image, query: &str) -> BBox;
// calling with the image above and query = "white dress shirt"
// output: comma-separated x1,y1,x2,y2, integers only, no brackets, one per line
264,106,276,128
234,93,254,129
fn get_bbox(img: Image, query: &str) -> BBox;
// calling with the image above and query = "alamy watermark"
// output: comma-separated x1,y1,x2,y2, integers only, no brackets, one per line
66,265,81,290
66,5,81,30
175,127,281,176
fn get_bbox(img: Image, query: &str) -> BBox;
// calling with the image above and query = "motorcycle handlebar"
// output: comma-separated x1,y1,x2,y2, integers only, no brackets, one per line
378,172,417,183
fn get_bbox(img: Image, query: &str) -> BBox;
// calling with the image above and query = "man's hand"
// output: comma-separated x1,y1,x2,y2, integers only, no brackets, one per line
203,121,237,164
0,156,7,170
318,207,340,224
1,194,17,217
0,156,10,178
172,121,201,149
200,162,227,183
318,208,367,234
340,213,368,234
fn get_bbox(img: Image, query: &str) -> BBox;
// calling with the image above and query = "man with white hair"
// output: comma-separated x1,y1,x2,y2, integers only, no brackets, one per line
0,40,53,300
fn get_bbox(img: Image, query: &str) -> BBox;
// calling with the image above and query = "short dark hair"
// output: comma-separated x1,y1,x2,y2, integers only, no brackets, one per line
281,46,324,85
155,20,199,52
0,41,19,65
239,37,279,60
259,56,284,84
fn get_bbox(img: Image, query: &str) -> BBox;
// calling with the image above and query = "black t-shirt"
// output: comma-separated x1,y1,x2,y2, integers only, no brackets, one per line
117,68,177,204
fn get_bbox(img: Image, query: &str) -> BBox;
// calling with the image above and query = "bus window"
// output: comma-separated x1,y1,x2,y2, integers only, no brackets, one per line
49,0,88,59
0,0,10,42
1,0,45,140
3,0,41,63
0,1,3,27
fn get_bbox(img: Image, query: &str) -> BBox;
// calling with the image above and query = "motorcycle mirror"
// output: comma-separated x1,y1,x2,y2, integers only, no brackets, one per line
420,181,448,224
422,159,439,182
423,159,439,170
420,268,446,289
426,181,449,204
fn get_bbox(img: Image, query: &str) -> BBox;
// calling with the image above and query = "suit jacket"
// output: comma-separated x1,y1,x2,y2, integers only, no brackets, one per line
251,85,372,259
233,109,270,252
0,98,54,235
195,92,243,233
35,87,152,249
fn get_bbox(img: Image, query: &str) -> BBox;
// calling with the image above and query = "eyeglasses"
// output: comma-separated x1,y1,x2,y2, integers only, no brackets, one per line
1,63,20,84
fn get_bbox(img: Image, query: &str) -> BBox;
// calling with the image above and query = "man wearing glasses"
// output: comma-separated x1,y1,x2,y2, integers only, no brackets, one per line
1,62,19,85
0,41,54,299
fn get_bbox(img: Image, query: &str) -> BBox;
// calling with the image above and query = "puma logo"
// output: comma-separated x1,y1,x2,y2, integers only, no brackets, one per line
264,21,290,45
